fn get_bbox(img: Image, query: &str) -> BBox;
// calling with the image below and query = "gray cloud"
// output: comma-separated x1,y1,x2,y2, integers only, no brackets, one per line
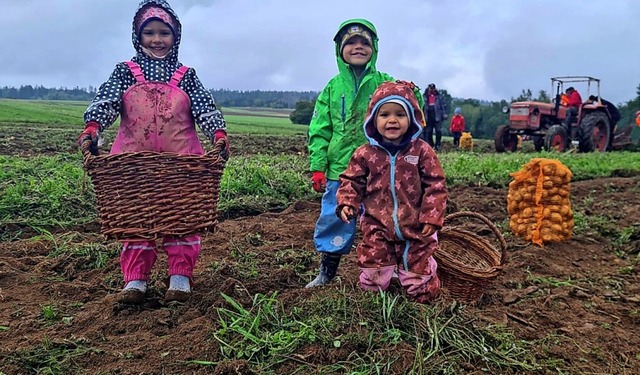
2,0,638,104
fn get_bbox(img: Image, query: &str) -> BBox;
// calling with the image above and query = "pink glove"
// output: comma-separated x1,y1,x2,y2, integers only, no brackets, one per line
311,171,327,192
78,121,100,155
214,130,229,160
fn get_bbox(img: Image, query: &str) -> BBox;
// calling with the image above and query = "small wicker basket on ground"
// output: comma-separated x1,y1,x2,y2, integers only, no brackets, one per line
435,211,507,302
81,139,227,241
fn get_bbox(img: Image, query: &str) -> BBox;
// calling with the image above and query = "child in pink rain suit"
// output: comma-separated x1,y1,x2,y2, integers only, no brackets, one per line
336,81,447,303
78,0,228,304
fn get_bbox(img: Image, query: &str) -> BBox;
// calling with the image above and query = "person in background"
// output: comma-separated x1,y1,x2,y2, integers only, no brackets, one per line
421,83,447,151
306,18,423,288
336,81,447,302
77,0,228,304
449,107,465,148
562,86,582,130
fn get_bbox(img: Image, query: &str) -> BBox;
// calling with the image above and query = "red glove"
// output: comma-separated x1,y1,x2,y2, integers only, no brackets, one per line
311,171,327,192
78,122,100,155
214,129,229,160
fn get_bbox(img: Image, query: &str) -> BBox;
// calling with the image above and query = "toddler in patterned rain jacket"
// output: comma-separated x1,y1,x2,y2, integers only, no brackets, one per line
336,81,447,303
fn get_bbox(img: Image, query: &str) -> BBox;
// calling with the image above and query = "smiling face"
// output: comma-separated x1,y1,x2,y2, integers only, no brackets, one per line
375,102,410,145
341,35,373,68
140,20,174,59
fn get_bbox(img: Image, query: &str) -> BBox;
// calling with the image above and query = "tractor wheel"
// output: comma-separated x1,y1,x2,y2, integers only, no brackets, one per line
494,125,518,152
578,112,611,152
544,125,569,152
532,136,544,152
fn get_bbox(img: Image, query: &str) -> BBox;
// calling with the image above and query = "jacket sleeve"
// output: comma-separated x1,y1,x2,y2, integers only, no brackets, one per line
308,84,333,173
439,96,448,118
336,147,368,212
415,88,425,109
418,145,447,228
181,67,226,139
83,63,133,131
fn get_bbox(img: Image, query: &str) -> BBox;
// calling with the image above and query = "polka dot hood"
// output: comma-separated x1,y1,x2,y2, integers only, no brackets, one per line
132,0,181,66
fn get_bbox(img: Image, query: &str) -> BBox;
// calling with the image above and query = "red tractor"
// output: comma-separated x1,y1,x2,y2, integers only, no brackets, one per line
495,76,614,152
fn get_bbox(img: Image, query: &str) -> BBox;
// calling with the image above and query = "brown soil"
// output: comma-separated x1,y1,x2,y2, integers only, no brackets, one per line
1,138,640,374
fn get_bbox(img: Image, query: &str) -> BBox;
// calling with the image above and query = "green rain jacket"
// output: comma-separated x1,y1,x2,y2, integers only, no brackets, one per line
308,19,423,180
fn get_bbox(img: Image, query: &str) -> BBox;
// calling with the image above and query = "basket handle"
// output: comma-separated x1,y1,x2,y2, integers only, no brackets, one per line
80,139,99,164
208,137,228,160
443,211,508,265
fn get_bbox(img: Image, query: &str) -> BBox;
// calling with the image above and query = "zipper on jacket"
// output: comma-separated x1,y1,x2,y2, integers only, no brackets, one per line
341,93,346,129
389,152,404,241
389,151,411,271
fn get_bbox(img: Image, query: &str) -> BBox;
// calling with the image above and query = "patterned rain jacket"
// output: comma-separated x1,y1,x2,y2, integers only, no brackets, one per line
337,81,448,246
83,0,225,139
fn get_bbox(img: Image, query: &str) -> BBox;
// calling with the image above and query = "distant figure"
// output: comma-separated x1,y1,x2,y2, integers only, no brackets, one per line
449,107,465,148
421,83,447,151
77,0,229,304
562,87,582,129
336,81,447,303
307,19,396,288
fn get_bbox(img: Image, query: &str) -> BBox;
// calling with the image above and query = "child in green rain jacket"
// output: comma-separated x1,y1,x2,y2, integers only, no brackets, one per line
306,19,423,288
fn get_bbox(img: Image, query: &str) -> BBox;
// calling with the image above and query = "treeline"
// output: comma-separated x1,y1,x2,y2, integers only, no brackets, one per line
211,89,318,109
0,85,318,109
0,85,98,101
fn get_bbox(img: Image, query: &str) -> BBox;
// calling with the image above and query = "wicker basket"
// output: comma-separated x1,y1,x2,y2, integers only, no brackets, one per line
81,139,227,241
435,211,507,302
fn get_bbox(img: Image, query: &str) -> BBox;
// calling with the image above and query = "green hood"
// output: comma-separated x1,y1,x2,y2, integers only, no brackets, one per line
333,19,379,77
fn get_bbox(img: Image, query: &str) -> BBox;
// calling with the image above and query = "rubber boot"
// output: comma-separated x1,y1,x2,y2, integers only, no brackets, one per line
165,275,191,303
118,280,147,304
305,253,341,288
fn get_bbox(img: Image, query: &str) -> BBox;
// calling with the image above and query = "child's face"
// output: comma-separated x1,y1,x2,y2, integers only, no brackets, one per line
140,20,174,57
376,102,409,145
341,36,372,67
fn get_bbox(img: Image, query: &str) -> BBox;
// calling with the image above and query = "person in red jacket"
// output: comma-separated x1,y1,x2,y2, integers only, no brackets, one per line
562,86,582,129
449,107,465,148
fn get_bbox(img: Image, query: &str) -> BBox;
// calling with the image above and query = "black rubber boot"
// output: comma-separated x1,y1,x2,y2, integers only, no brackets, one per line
305,253,341,288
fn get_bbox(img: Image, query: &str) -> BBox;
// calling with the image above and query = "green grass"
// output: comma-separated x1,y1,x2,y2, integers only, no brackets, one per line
0,98,305,136
206,290,543,374
2,338,100,375
439,150,640,187
0,99,88,125
1,149,639,240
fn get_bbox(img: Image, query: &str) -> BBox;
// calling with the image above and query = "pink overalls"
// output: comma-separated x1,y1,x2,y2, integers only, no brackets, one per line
114,61,204,283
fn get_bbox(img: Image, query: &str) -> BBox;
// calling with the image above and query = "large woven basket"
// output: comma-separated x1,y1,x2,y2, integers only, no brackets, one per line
435,211,507,302
81,139,227,241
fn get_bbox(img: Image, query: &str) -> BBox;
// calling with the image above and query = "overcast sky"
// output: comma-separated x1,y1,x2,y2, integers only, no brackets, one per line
2,0,639,105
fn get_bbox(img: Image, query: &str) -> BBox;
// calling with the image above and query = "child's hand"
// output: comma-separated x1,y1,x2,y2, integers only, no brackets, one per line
339,206,356,223
422,223,437,237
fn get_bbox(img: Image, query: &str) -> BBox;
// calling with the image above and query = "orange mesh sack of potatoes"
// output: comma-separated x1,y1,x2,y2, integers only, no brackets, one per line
460,132,473,151
507,158,574,246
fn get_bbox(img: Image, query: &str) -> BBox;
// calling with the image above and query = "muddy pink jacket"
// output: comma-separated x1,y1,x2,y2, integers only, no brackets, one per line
84,0,225,140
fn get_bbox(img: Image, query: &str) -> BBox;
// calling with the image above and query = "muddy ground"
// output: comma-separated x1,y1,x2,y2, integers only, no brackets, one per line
1,135,639,374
